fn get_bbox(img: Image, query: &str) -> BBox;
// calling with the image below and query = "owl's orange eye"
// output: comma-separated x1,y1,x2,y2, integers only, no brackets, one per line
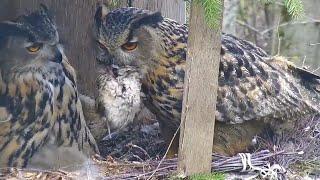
121,42,138,51
26,43,42,53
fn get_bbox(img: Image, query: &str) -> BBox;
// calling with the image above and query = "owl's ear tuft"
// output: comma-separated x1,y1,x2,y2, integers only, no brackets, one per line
39,4,54,20
131,11,163,30
95,3,109,22
39,4,49,14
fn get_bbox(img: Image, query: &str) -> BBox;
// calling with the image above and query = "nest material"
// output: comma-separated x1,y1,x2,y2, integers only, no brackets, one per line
2,94,319,179
0,150,288,179
1,115,319,179
98,114,319,179
0,150,311,180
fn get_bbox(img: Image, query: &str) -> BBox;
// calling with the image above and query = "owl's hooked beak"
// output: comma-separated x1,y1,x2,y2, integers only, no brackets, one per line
50,47,62,63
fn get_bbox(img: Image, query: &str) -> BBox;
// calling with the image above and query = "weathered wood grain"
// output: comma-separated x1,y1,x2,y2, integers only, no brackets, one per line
177,1,224,176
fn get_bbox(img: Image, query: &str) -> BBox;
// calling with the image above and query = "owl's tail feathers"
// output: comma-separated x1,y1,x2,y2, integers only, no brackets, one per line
266,56,320,80
296,68,320,113
295,66,320,98
295,66,320,81
267,56,320,113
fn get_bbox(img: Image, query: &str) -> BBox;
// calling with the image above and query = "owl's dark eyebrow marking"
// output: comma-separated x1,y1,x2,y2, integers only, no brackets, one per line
97,40,106,44
126,31,135,43
126,13,163,43
96,40,108,49
131,12,163,30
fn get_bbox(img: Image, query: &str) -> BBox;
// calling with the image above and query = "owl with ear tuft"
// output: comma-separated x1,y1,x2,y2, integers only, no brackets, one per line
0,5,98,169
94,5,320,157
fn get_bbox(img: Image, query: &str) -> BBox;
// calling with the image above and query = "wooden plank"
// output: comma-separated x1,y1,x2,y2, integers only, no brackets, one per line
0,0,18,22
177,1,224,176
132,0,186,24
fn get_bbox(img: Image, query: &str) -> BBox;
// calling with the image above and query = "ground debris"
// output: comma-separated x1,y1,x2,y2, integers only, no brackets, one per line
1,116,319,179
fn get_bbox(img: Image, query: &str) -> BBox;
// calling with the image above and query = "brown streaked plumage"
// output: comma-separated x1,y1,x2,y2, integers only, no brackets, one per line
0,5,98,169
93,6,320,156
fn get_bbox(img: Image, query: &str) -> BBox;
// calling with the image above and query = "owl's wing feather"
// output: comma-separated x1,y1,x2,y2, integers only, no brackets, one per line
216,35,320,124
51,59,99,155
0,74,54,167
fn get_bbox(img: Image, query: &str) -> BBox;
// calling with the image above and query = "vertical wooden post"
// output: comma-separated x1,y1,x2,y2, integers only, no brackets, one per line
177,0,224,176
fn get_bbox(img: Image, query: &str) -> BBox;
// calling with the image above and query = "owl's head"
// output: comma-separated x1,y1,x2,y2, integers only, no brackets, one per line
0,5,63,76
94,5,164,74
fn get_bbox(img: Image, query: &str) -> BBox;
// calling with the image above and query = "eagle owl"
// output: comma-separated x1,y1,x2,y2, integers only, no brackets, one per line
94,6,320,156
0,5,98,169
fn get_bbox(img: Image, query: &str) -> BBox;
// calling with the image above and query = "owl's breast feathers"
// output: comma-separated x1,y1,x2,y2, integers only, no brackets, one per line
0,59,98,168
142,18,320,128
0,67,54,167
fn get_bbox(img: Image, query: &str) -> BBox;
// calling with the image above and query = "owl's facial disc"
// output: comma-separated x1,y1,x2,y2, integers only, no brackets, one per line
0,5,62,75
94,6,164,76
0,35,63,74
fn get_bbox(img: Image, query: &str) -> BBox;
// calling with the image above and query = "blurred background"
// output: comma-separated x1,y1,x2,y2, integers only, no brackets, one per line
0,0,319,97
